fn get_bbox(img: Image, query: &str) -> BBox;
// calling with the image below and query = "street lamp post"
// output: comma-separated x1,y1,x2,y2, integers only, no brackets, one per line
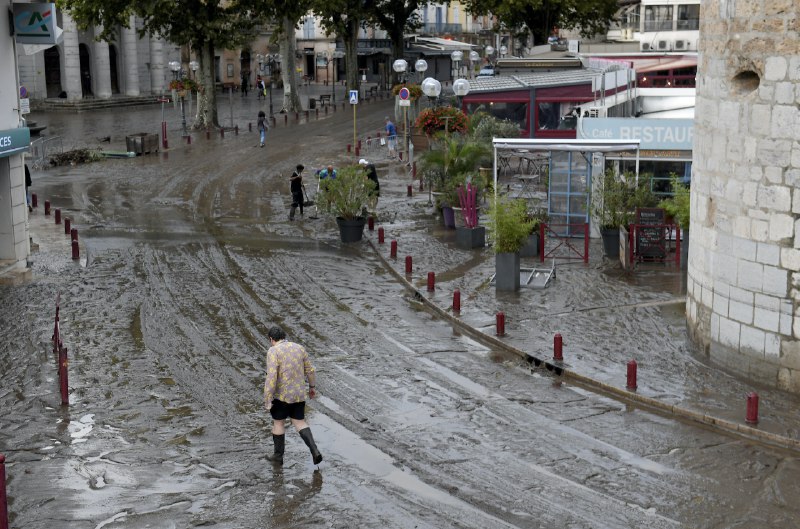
421,76,443,206
453,78,470,110
169,60,188,138
392,59,409,159
485,45,495,69
450,50,463,81
468,50,480,79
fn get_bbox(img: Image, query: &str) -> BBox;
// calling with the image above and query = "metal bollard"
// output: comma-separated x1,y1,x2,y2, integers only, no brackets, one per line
44,200,51,215
390,240,397,258
368,216,374,231
0,453,7,529
496,312,505,336
58,345,69,404
378,227,385,244
70,228,78,242
452,290,461,312
304,110,309,120
553,333,563,361
405,255,412,274
746,392,759,424
407,184,412,197
64,218,71,235
427,272,435,291
355,146,360,156
284,114,288,124
54,208,61,224
419,178,424,192
220,128,225,138
32,193,38,208
235,125,239,135
249,122,252,132
626,360,638,390
71,239,79,260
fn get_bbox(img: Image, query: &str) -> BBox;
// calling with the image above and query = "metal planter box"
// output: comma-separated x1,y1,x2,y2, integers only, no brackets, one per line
126,133,159,155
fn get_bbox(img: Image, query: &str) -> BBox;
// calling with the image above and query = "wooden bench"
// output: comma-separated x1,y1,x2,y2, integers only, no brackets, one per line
318,94,332,106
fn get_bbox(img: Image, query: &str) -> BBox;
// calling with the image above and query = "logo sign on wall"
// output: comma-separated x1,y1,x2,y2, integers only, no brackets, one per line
13,3,61,45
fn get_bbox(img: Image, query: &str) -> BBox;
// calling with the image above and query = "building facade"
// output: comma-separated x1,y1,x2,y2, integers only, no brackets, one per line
688,1,800,391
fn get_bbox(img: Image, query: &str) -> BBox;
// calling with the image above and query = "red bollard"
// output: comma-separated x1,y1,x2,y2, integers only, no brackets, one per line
412,161,417,179
427,272,435,291
187,135,192,144
32,193,38,208
54,208,61,224
355,146,360,157
496,312,505,336
284,114,288,124
399,152,403,161
206,129,211,140
44,200,51,215
357,140,362,150
220,128,225,138
71,239,79,260
70,228,78,242
453,289,461,312
368,216,374,231
162,121,168,149
390,240,397,258
58,345,69,405
553,333,563,361
0,453,7,529
64,218,71,235
626,360,638,390
419,178,424,192
405,255,412,274
407,184,412,197
304,110,309,120
378,227,385,244
746,392,759,424
347,144,351,153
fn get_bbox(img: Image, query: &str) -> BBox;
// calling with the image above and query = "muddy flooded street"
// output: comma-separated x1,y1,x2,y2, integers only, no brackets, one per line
3,100,800,528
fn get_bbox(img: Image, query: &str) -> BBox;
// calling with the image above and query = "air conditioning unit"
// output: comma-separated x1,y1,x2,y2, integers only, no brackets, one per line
641,42,652,51
657,40,671,51
586,107,606,118
674,39,687,50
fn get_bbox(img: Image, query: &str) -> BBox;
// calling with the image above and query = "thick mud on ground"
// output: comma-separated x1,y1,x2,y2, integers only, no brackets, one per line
3,100,800,528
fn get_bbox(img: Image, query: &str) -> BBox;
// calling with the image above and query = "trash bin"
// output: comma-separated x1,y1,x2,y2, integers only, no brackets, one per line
309,98,316,110
125,133,159,155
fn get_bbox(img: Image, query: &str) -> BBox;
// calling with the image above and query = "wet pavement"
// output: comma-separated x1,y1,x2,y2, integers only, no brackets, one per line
2,90,800,528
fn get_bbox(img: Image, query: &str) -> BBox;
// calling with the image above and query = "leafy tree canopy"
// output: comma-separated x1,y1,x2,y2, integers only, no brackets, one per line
462,0,619,47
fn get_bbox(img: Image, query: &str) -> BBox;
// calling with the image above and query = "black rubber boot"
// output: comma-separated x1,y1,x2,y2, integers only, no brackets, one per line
299,428,322,465
267,434,285,465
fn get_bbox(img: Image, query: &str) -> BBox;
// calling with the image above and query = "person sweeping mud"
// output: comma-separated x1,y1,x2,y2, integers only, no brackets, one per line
264,325,322,466
289,164,305,220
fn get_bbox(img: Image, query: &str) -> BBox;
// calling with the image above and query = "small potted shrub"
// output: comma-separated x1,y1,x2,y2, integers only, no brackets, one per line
316,165,377,243
487,196,534,291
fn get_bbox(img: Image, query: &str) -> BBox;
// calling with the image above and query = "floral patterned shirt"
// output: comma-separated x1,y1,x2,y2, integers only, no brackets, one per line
264,340,316,404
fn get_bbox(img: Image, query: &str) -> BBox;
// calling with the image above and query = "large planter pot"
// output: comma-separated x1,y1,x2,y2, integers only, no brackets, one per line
336,216,366,243
601,227,620,258
452,206,481,228
495,252,521,291
442,206,456,229
455,226,486,250
520,232,540,258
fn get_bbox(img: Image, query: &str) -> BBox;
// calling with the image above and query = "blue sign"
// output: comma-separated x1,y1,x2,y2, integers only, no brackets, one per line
349,90,359,104
579,118,694,151
398,87,410,100
0,128,31,158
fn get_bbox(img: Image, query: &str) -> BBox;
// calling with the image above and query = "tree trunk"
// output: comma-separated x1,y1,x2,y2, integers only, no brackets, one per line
344,17,360,93
195,40,219,129
280,17,302,112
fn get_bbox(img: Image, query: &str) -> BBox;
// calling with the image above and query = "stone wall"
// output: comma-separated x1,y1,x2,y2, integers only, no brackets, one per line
688,0,800,391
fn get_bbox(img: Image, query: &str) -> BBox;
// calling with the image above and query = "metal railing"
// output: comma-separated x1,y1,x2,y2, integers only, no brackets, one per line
28,136,63,170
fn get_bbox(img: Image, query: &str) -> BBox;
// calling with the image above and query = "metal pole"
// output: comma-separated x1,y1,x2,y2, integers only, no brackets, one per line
269,83,274,116
229,86,234,129
180,96,188,137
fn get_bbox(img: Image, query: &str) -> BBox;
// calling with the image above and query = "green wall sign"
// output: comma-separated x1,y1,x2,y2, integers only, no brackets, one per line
0,128,31,158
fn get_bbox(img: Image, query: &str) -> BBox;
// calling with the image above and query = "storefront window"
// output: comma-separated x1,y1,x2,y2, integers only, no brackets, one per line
466,102,528,130
620,160,691,197
537,102,582,131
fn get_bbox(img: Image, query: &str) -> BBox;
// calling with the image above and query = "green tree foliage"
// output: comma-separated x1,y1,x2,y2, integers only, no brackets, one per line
366,0,424,81
58,0,267,128
313,0,370,91
462,0,619,47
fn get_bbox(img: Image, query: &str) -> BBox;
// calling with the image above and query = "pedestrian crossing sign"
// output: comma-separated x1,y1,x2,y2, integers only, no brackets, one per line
349,90,359,104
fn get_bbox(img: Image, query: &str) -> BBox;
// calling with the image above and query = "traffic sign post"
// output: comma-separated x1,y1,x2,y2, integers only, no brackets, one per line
350,90,359,155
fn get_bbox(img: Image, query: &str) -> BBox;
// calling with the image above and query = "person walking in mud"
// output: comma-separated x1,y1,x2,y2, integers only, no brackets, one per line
264,325,322,466
289,164,305,220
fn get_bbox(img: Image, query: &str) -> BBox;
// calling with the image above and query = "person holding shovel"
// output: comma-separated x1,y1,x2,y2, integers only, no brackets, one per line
289,164,305,220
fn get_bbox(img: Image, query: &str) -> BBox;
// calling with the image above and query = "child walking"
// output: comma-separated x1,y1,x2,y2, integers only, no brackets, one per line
257,110,268,147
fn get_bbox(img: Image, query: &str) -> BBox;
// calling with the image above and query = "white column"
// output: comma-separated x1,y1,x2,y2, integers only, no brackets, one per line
93,26,112,98
61,11,83,100
149,35,165,94
122,16,140,96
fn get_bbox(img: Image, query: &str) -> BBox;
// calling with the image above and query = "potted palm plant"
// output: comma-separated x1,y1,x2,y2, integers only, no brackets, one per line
487,196,534,291
593,170,657,258
316,164,376,243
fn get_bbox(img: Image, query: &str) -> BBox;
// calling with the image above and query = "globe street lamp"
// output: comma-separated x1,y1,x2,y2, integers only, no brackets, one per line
421,76,441,104
169,61,188,138
485,45,495,68
392,59,409,158
189,60,199,80
453,78,470,109
499,45,508,58
450,50,463,80
415,59,428,84
468,50,480,79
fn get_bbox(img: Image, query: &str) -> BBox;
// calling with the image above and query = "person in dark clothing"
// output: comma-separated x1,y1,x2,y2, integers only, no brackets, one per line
25,164,32,212
289,164,305,220
359,158,380,212
241,71,249,96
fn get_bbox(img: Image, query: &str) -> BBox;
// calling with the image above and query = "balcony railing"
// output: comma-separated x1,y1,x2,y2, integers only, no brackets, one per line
420,23,463,35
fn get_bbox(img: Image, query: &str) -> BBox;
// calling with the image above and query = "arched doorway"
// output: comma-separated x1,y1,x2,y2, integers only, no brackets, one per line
109,44,119,94
79,43,92,96
44,47,62,98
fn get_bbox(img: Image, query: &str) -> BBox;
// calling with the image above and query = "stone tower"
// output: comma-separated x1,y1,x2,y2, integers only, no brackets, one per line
688,0,800,391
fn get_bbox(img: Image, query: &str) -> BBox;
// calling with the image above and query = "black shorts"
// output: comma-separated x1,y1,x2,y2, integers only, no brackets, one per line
270,399,305,421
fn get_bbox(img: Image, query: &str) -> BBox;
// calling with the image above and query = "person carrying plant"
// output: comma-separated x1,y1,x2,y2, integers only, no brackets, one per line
289,164,305,220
